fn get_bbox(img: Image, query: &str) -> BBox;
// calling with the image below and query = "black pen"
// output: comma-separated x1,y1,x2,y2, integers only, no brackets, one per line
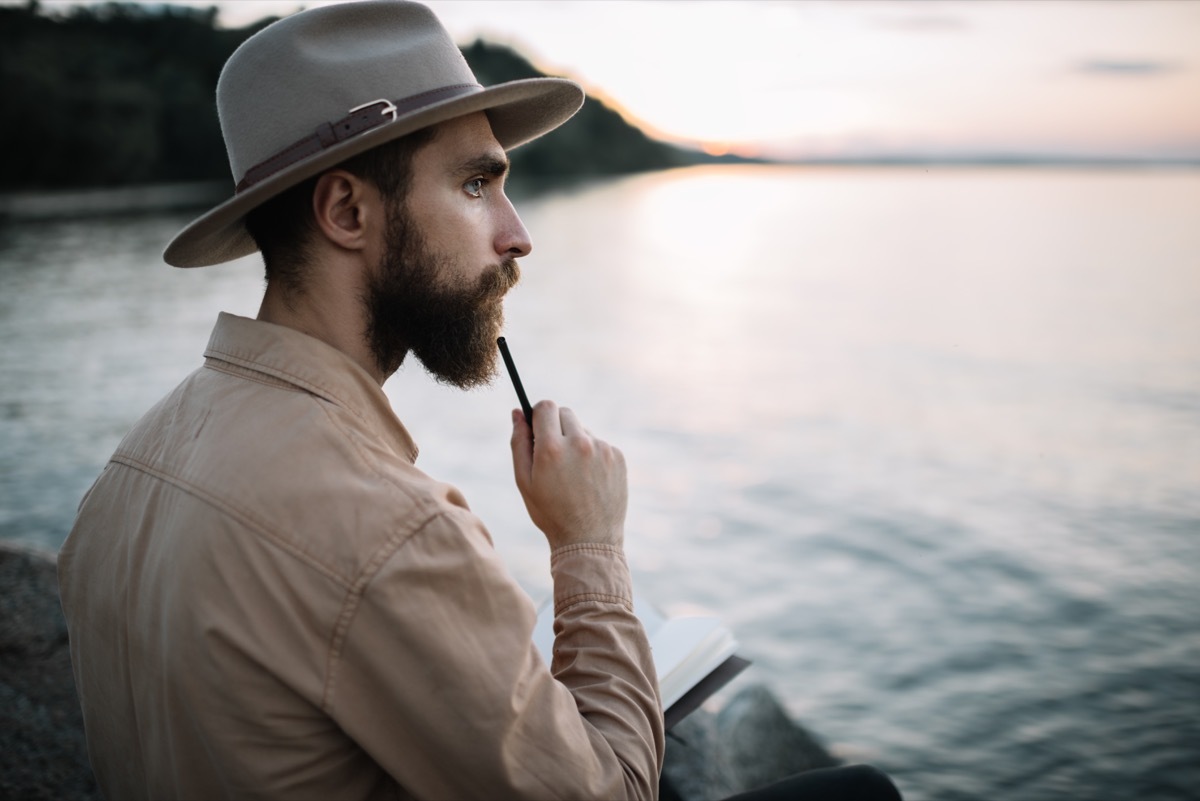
496,337,533,427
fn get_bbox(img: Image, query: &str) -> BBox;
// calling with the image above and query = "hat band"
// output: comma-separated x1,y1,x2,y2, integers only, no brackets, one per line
234,83,482,194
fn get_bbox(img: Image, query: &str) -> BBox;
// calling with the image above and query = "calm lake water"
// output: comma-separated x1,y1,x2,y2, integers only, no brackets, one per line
2,165,1198,800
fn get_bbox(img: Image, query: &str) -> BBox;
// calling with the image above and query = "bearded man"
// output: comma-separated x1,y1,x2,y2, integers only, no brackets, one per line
58,2,910,799
57,2,664,798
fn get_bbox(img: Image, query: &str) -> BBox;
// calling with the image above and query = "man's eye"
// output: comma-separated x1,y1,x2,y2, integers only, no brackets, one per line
464,178,485,197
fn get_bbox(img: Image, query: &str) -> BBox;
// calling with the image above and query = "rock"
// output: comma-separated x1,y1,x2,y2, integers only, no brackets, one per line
717,684,840,791
662,684,839,801
0,543,100,801
662,711,740,801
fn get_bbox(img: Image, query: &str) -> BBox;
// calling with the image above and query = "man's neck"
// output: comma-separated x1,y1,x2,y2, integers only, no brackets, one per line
257,272,392,386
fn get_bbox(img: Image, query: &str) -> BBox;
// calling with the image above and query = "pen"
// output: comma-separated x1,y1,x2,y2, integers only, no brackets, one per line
496,337,533,427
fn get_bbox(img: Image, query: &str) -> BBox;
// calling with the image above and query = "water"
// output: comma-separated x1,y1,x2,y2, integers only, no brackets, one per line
2,165,1198,800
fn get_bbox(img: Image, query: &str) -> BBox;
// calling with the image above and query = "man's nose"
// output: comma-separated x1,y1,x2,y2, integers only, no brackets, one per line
495,195,532,259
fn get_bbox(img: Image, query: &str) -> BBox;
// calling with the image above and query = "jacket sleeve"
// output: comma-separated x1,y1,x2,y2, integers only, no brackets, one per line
324,503,665,800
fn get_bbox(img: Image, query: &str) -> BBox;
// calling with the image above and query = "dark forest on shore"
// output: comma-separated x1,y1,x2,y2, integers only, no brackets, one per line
0,1,738,193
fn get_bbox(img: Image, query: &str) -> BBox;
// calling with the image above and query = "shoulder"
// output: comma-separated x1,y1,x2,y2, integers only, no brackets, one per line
107,364,489,585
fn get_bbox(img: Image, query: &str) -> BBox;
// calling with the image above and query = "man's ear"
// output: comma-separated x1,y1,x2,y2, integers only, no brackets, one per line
310,170,382,253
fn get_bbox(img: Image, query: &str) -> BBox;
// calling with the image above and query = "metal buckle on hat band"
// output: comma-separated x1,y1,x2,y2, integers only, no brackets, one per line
349,99,398,123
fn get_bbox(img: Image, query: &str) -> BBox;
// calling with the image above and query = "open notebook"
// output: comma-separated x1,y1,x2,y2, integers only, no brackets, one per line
533,594,750,728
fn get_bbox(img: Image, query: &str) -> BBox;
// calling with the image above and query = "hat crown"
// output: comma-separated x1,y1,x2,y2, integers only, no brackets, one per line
165,0,582,267
218,0,478,184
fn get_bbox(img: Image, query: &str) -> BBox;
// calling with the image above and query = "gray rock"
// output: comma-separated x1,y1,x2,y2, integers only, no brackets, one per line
717,684,840,791
662,684,839,801
0,543,100,801
662,710,740,801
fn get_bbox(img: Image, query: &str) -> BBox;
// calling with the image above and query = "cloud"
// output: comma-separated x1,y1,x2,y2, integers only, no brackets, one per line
1077,59,1180,77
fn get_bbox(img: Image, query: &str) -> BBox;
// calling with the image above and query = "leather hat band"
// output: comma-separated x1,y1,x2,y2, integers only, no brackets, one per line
235,83,481,194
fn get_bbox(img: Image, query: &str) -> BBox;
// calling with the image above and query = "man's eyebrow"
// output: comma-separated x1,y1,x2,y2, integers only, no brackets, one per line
455,154,509,178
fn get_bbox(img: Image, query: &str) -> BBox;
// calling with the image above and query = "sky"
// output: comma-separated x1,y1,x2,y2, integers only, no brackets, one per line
32,0,1200,161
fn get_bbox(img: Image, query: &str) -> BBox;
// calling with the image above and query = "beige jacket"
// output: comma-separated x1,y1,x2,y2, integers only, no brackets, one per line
58,313,664,800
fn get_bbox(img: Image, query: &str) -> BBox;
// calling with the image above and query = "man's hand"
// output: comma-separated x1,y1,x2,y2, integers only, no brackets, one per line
510,400,627,550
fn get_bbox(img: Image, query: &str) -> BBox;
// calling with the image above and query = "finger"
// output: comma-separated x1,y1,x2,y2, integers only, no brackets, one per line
509,408,533,486
558,406,586,438
532,399,561,441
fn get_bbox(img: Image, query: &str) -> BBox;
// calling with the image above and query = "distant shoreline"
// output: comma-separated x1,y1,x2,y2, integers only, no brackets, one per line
0,181,229,221
3,158,1196,222
779,155,1200,170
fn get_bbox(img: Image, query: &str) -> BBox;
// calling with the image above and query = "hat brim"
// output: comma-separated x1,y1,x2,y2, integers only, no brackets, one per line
164,77,583,268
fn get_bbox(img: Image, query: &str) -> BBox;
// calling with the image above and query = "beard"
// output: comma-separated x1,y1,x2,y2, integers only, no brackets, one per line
362,203,519,388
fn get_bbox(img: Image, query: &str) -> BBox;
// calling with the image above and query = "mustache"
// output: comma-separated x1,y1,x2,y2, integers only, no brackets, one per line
477,258,521,301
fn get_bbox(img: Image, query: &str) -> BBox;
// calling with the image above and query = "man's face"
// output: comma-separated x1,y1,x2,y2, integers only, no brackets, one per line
363,113,531,386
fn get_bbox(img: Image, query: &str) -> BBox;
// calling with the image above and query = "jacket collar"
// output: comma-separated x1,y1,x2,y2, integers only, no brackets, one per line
203,312,419,463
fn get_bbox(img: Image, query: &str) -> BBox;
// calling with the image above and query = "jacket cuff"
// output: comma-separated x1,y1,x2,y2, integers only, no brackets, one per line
549,543,633,616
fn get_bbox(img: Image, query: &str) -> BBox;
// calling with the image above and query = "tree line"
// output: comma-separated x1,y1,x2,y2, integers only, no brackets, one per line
0,2,725,192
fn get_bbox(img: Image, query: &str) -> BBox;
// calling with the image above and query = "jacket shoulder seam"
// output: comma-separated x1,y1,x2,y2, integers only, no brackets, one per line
108,453,354,588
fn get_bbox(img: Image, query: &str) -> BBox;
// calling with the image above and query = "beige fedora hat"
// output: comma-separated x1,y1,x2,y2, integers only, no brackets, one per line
164,0,584,268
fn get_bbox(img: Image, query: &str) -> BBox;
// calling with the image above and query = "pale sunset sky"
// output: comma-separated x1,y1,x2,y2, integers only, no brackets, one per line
40,0,1200,161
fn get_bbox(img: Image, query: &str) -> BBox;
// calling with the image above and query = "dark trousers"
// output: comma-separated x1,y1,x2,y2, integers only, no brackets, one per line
663,764,903,801
723,765,902,801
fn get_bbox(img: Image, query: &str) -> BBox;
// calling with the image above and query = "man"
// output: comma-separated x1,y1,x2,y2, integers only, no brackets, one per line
60,3,906,800
58,2,663,798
